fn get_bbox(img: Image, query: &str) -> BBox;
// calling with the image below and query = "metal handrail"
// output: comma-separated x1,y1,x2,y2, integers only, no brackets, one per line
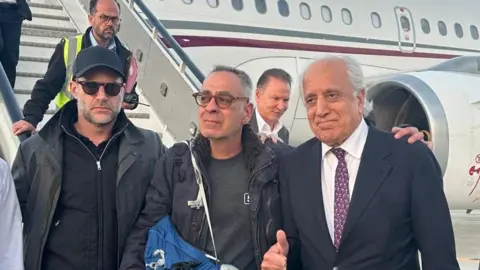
132,0,206,83
0,63,28,142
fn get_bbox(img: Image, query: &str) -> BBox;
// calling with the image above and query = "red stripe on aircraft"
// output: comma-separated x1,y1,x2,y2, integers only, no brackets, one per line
163,35,460,59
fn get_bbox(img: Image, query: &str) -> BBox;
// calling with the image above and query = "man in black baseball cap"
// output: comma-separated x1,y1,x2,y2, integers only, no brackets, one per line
12,45,167,270
72,45,126,81
68,45,127,128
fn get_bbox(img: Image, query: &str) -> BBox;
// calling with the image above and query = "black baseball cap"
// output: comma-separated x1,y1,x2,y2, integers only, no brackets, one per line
72,46,126,81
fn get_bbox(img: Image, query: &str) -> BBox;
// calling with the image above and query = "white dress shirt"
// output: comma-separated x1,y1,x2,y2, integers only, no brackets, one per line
321,119,369,242
255,109,283,137
0,159,24,270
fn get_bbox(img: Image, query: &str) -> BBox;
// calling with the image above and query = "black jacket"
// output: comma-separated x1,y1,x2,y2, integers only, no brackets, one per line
17,0,32,21
22,27,137,127
120,125,292,269
0,0,31,23
12,100,167,270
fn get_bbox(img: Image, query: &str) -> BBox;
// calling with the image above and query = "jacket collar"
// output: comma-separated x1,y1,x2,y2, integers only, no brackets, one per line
191,124,275,173
82,27,130,60
38,100,144,146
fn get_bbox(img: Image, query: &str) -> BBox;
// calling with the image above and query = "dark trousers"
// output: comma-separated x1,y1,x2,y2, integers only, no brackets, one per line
0,7,22,89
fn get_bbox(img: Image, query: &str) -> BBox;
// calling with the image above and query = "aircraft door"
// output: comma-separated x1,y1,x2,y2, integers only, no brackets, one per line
394,7,416,53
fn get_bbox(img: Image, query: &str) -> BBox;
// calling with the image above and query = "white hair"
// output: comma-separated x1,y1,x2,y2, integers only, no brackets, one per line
298,54,373,116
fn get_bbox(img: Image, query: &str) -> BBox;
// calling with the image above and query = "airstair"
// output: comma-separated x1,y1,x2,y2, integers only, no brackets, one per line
0,0,204,165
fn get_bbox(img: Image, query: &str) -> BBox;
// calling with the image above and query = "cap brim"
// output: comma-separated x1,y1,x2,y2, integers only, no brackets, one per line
74,63,126,81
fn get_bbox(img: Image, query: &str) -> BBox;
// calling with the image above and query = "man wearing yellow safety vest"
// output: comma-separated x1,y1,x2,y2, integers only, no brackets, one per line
12,0,138,136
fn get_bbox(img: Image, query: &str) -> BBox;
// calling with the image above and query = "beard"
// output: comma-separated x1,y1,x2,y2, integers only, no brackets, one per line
93,25,117,42
78,98,121,127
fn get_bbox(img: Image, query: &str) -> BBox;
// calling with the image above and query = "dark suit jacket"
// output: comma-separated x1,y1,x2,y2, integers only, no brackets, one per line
0,0,32,23
249,111,289,144
17,0,32,21
279,126,459,270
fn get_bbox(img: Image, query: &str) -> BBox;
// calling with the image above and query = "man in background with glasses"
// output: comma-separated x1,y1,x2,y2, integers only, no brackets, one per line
12,46,166,270
12,0,140,137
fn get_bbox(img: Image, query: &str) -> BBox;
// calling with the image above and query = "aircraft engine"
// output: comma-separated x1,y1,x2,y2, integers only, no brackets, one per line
366,57,480,209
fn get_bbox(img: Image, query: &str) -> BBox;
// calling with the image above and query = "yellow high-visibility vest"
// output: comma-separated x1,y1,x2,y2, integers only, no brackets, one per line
54,34,83,109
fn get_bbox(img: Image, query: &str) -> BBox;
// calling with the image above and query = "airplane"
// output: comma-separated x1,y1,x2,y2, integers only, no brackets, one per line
138,0,480,210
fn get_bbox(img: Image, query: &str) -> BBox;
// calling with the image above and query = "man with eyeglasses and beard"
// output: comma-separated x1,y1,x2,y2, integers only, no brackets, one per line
12,0,140,137
12,46,166,270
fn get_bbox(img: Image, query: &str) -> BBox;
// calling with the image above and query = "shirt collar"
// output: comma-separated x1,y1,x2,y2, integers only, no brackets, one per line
89,30,116,51
255,109,283,134
321,118,369,160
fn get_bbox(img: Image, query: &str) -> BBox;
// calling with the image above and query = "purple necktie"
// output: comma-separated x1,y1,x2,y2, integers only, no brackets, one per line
331,147,350,250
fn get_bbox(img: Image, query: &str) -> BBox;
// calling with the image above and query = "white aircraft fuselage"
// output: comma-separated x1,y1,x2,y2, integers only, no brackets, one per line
145,0,480,210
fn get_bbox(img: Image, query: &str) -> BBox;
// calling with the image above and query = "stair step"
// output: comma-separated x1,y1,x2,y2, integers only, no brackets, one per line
20,45,55,59
15,92,57,112
15,76,40,90
21,35,61,46
14,89,33,95
29,0,61,5
19,56,50,63
23,23,77,33
32,12,70,21
28,2,63,10
16,71,44,79
30,7,64,17
17,61,49,75
21,27,78,39
24,17,74,29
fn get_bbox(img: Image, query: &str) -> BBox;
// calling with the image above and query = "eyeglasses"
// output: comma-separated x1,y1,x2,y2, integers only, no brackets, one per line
192,92,249,109
97,14,121,24
76,81,123,96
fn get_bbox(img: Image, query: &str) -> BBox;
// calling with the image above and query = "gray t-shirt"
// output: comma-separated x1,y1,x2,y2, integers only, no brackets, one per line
205,151,256,270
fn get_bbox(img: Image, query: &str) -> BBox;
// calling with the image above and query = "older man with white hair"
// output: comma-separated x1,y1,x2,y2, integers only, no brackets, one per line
261,54,459,270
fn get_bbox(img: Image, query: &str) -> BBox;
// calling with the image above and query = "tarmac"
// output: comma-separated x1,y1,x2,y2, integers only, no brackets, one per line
451,210,480,269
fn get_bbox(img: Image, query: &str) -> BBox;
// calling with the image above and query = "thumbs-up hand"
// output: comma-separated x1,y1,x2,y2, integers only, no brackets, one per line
261,230,289,270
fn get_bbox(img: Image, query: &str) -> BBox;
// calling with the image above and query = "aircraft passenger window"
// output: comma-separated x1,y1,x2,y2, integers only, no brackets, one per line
255,0,267,14
400,16,410,31
278,0,289,17
454,23,463,38
438,21,447,36
370,12,381,28
321,5,332,23
299,3,311,20
471,25,479,40
341,8,352,25
231,0,243,11
182,0,193,4
421,18,430,34
207,0,218,8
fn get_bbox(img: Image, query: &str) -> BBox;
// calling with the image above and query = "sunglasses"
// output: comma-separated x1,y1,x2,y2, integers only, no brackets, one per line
76,81,123,96
192,92,249,109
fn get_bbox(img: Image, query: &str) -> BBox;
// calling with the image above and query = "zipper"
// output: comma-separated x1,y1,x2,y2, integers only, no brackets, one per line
248,161,272,192
61,123,128,268
248,160,272,266
61,124,129,170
